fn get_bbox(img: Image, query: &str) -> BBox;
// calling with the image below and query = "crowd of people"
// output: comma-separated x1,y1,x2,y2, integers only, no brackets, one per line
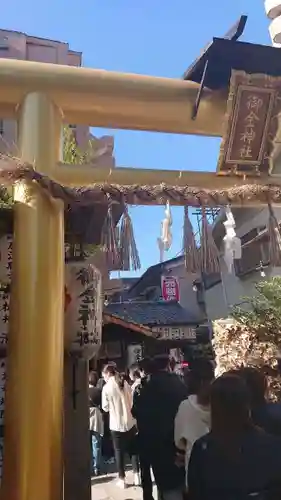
89,355,281,500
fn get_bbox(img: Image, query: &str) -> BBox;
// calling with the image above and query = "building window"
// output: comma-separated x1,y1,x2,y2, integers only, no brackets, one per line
202,272,221,290
234,227,269,277
195,281,205,306
0,120,4,136
0,37,9,50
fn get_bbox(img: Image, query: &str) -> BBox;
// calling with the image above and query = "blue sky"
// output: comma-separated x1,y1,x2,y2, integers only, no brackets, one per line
1,0,272,276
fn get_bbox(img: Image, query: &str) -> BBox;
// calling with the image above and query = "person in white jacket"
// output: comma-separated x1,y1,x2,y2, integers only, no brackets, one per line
174,359,214,488
102,364,140,489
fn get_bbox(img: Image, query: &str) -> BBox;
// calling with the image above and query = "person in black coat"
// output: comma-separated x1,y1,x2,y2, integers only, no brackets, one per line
236,366,281,436
133,355,188,500
132,358,154,500
188,374,281,500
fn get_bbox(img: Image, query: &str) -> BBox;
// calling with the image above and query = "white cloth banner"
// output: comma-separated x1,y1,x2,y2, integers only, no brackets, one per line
65,259,103,360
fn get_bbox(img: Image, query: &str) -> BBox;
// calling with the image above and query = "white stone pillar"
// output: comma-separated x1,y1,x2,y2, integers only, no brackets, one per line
265,0,281,46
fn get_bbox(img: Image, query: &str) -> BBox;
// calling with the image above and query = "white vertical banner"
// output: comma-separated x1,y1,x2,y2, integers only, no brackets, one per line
65,259,103,360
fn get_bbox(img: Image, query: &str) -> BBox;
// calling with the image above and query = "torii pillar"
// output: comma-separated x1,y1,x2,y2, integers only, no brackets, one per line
2,93,64,500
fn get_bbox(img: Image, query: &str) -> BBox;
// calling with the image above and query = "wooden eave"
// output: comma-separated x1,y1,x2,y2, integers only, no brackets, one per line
184,38,281,90
103,312,155,338
183,15,247,85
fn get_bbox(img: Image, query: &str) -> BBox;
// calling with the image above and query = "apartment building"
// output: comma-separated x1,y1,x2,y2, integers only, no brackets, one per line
0,29,89,153
204,206,281,320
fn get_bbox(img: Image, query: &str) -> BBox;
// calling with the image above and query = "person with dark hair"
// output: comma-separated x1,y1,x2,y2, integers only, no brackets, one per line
133,357,154,399
188,374,281,500
174,359,214,486
102,364,139,488
236,366,281,436
89,387,104,476
152,353,172,372
131,358,154,500
89,371,101,406
96,361,118,391
89,370,99,387
133,354,188,500
139,357,155,377
89,370,103,475
89,371,101,405
129,364,142,394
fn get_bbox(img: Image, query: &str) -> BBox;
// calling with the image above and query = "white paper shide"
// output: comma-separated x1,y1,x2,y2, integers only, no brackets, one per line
223,206,242,273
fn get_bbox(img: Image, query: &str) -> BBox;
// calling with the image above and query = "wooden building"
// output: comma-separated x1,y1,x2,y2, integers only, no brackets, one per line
101,300,212,369
96,311,155,370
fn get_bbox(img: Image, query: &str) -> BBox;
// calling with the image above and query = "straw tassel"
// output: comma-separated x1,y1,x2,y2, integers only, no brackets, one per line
183,206,200,273
200,207,220,274
268,202,281,267
101,202,120,269
119,205,141,271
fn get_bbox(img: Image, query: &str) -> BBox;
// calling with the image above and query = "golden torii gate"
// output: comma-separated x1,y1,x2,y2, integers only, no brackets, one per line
0,57,278,500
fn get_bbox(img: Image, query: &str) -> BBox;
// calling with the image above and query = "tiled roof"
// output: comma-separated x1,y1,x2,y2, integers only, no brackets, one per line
104,300,201,326
110,278,140,302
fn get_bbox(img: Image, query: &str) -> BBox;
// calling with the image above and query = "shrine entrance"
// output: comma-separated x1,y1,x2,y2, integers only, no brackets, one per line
1,32,281,500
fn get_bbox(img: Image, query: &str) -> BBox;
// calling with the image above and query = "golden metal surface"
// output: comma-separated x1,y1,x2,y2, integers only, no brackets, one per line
2,93,64,500
0,58,226,135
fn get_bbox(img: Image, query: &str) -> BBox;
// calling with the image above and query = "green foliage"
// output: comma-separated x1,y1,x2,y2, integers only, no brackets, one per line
213,277,281,400
63,126,82,164
63,126,99,258
0,126,96,208
63,126,97,165
0,186,13,208
0,127,101,253
232,277,281,349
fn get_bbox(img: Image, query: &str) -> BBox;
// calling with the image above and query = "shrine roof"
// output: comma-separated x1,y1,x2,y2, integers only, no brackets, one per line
104,300,201,327
184,38,281,90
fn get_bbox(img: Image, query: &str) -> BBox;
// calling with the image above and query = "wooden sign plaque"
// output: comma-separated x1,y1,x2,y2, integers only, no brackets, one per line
217,71,281,176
